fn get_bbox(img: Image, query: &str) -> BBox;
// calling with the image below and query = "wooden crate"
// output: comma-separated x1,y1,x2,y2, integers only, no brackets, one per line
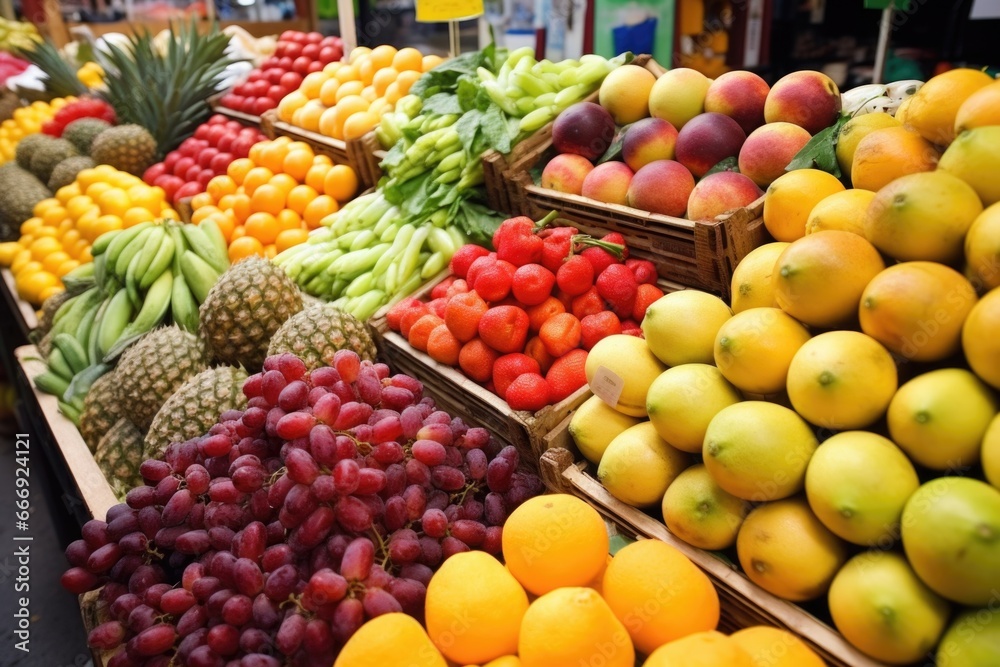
539,427,886,666
210,105,262,128
2,268,38,333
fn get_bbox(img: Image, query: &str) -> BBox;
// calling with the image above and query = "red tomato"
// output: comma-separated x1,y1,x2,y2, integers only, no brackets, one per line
173,156,195,176
155,174,185,202
292,56,311,75
184,163,203,183
267,85,286,102
301,43,320,60
254,97,277,115
173,180,203,203
210,152,234,174
230,134,256,159
196,169,215,188
197,147,219,169
142,162,167,186
279,71,302,91
162,152,181,172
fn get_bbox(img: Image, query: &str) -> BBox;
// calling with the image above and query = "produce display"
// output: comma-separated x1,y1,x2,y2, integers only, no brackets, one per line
0,96,75,162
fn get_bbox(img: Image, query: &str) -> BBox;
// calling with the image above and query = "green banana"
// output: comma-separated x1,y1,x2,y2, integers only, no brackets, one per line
104,221,154,273
58,400,81,425
129,225,167,285
179,251,220,303
72,297,101,357
170,273,200,334
93,253,107,291
89,228,121,257
52,333,89,375
34,371,70,397
62,363,111,406
46,348,74,381
197,219,230,270
87,295,108,365
50,286,101,338
61,262,95,294
50,291,82,331
114,226,155,278
125,252,143,308
138,232,176,290
96,288,134,359
105,269,173,360
180,223,229,274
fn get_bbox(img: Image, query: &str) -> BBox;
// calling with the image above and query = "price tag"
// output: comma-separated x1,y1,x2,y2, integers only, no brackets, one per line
590,365,624,410
415,0,484,22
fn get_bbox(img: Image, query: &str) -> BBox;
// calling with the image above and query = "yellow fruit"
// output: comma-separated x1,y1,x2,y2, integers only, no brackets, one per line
502,494,608,596
41,251,71,275
425,551,528,664
648,67,711,130
518,587,634,667
894,95,914,125
333,613,446,667
645,631,752,667
422,54,444,72
28,236,62,260
905,67,994,146
342,110,380,140
937,607,1000,667
860,261,977,362
805,431,919,546
763,169,845,242
955,80,1000,134
730,242,789,313
483,657,521,667
0,241,20,266
786,331,898,430
598,64,657,125
737,497,848,601
982,414,1000,490
597,422,691,508
804,188,875,237
568,394,642,465
9,249,31,274
713,307,812,396
641,290,732,367
730,626,825,667
888,368,997,471
850,126,940,192
663,464,749,550
939,126,1000,206
773,230,885,328
866,171,983,264
964,287,1000,390
15,269,59,305
835,112,900,179
703,401,817,502
965,202,1000,291
829,550,950,665
646,364,742,453
585,334,667,417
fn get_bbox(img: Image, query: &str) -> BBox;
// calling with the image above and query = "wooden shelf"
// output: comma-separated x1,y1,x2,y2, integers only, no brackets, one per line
1,268,38,340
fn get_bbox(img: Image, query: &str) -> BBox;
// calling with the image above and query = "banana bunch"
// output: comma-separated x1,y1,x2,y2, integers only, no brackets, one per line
273,191,466,320
478,48,627,132
33,220,229,421
0,18,41,52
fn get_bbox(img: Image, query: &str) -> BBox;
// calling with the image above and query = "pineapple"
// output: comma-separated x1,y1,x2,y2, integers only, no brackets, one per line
114,326,209,431
36,289,74,336
267,303,378,370
95,418,145,499
200,257,303,372
63,118,111,154
89,125,157,176
29,137,78,183
79,372,125,452
144,366,248,460
48,156,95,191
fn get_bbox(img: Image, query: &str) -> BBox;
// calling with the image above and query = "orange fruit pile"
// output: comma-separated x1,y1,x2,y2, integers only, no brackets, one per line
190,136,360,262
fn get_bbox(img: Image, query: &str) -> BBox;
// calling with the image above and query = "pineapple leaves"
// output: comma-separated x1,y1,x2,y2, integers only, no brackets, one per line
14,39,88,98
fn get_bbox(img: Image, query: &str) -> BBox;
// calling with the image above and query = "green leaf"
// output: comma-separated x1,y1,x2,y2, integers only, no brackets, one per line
423,92,463,116
453,199,504,247
597,123,632,164
481,105,512,154
456,77,480,112
704,156,740,176
785,114,850,178
609,533,635,556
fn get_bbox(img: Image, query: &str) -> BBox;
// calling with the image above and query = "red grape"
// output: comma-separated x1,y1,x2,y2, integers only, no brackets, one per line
286,448,320,485
275,612,307,655
339,537,374,581
88,620,126,650
221,594,253,626
411,439,446,466
278,380,309,411
263,564,299,602
333,350,360,383
275,412,316,440
131,623,177,656
362,586,403,617
432,466,466,491
207,623,239,656
335,496,373,533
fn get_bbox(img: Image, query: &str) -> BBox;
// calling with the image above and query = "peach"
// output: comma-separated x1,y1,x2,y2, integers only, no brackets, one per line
648,67,711,131
552,101,617,160
687,171,764,221
738,122,812,187
581,161,634,205
674,112,747,178
704,70,770,134
541,154,595,195
764,70,842,135
622,117,679,171
626,160,695,217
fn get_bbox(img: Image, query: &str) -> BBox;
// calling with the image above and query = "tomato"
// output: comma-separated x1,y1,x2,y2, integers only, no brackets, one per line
265,85,284,102
279,30,299,42
198,147,219,169
306,32,323,44
173,180,203,203
208,114,228,125
173,156,196,177
216,133,235,153
254,97,277,116
279,71,302,91
318,46,341,65
194,124,212,141
320,36,341,48
292,56,312,75
266,68,284,85
184,163,203,183
143,162,167,186
196,169,215,188
301,43,320,60
163,152,181,171
240,96,258,115
306,61,323,74
210,152,234,174
155,174,185,202
260,57,280,69
277,56,294,71
283,42,303,60
230,134,256,159
206,124,228,146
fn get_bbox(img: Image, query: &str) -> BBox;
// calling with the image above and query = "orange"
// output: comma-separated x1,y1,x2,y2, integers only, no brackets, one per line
312,154,332,166
334,63,359,83
228,235,264,262
392,47,423,73
97,188,131,218
300,71,329,98
189,191,214,210
191,205,221,225
207,175,237,201
230,193,252,224
250,184,285,216
342,110,380,140
850,126,939,192
216,193,237,211
276,209,302,231
422,54,444,72
257,141,290,174
333,613,446,667
245,211,280,244
729,627,825,667
268,173,298,195
230,224,246,240
645,631,752,667
396,69,423,95
227,158,255,185
282,149,313,181
319,77,341,106
242,167,274,196
275,227,309,252
323,164,359,202
334,81,366,104
60,229,80,248
519,587,634,667
502,494,609,596
123,207,155,227
303,195,338,228
286,184,319,214
372,67,399,96
369,44,397,70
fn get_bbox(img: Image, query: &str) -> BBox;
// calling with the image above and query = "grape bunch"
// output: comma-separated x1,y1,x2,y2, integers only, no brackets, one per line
61,350,543,667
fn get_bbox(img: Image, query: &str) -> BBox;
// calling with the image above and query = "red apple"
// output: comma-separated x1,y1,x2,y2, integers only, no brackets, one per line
279,71,302,91
155,174,184,201
173,181,203,203
292,57,311,75
184,163,203,183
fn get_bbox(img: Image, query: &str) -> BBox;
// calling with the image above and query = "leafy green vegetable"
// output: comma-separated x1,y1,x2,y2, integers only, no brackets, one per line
785,114,850,177
422,92,463,116
705,156,740,177
410,41,504,99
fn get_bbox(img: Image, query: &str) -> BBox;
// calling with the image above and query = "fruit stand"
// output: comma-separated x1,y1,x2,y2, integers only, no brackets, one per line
0,15,998,667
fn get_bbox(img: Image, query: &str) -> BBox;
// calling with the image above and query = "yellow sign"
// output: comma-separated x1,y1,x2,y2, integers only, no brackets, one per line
415,0,484,22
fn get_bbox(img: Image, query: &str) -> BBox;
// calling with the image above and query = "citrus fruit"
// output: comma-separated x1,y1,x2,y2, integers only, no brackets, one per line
786,331,898,430
602,539,719,654
568,394,643,465
804,188,875,237
662,464,749,550
730,626,825,667
730,241,789,313
965,202,1000,291
860,261,977,362
737,497,848,601
850,126,939,192
501,494,608,596
484,658,522,667
641,290,733,366
599,64,657,125
805,431,919,546
835,111,900,180
584,334,667,416
597,422,691,508
763,169,845,241
646,364,743,453
902,477,1000,606
645,631,752,667
938,126,1000,206
963,286,1000,389
828,550,950,665
518,587,634,667
955,80,1000,134
713,307,812,396
865,170,983,263
904,67,994,146
333,613,446,667
703,401,818,502
937,606,1000,667
425,551,528,664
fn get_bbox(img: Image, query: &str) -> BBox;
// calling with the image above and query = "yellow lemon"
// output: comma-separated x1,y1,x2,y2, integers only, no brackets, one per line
964,286,1000,389
965,202,1000,291
641,290,733,367
938,126,1000,206
763,169,845,242
905,67,994,146
597,422,692,508
519,587,634,667
804,188,875,237
730,242,789,313
663,464,749,551
599,64,657,125
835,111,900,180
954,80,1000,134
333,613,446,667
568,394,642,465
713,307,812,396
646,364,743,453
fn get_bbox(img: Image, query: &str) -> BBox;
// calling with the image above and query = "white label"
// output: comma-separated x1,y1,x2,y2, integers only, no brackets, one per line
591,366,624,409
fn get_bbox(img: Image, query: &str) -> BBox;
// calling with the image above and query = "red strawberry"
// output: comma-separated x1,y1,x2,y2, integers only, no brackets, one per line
478,306,530,353
626,258,658,285
444,278,470,298
511,264,556,306
596,264,638,318
399,304,431,337
492,216,534,250
493,353,540,399
497,233,543,267
466,254,497,287
570,287,605,320
386,297,422,332
546,349,588,402
632,284,665,323
621,319,644,337
427,297,448,319
541,234,573,273
431,276,458,300
555,255,594,296
449,244,491,279
602,233,629,259
579,232,628,275
473,260,516,302
580,311,622,350
505,373,551,411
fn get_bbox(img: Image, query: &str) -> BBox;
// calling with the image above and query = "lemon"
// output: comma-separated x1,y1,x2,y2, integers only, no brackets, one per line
963,287,1000,389
646,631,752,667
763,169,846,242
730,626,825,667
955,80,1000,134
937,607,1000,667
828,551,950,665
645,364,743,453
888,368,998,470
939,126,1000,206
965,202,1000,291
805,431,919,546
703,401,818,502
850,126,939,192
730,242,789,313
714,307,812,396
834,111,900,180
641,290,733,367
804,188,875,237
598,422,691,508
334,613,447,667
585,335,666,416
568,394,642,465
905,67,994,146
983,415,1000,489
663,464,749,550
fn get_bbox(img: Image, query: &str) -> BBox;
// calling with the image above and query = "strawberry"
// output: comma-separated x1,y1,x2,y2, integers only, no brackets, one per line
621,319,644,337
546,349,588,402
524,336,555,375
492,216,534,250
427,297,448,319
626,258,659,285
497,233,543,267
465,254,497,288
505,373,552,411
579,232,627,275
449,244,491,279
570,287,605,320
632,284,665,323
511,264,556,306
555,255,594,296
541,234,573,273
580,311,622,350
473,260,516,302
399,304,431,337
493,353,541,399
444,278,470,298
431,276,457,300
386,297,422,332
478,306,530,353
596,264,638,318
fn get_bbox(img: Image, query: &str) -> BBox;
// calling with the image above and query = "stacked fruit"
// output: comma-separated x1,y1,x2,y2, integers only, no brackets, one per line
568,68,1000,667
0,17,40,51
0,96,75,161
385,213,665,411
141,114,268,203
42,97,116,135
276,44,440,141
63,350,545,665
188,136,359,262
76,61,105,89
336,495,826,667
217,31,344,117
